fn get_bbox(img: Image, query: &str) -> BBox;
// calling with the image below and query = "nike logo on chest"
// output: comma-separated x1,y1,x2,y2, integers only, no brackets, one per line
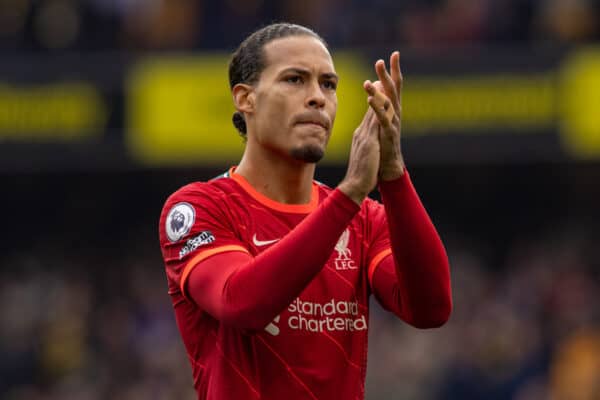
252,234,280,247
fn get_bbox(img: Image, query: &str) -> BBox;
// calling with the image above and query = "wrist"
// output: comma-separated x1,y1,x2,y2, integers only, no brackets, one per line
379,162,405,181
337,180,367,206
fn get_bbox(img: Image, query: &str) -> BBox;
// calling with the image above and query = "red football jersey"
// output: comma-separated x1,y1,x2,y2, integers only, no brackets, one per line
159,168,392,399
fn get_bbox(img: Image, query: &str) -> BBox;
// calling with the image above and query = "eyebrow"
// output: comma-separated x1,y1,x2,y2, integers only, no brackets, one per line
279,67,339,82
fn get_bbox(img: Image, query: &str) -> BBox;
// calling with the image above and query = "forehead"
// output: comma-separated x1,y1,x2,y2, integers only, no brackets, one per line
261,36,335,77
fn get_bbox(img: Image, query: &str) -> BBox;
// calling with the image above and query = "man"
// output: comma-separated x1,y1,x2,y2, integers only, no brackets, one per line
159,22,452,399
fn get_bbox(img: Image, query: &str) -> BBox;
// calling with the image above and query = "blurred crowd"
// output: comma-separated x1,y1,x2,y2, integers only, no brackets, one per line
0,0,598,52
368,227,600,400
1,211,598,399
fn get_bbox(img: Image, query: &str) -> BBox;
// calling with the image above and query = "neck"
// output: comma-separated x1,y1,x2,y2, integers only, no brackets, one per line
235,145,316,205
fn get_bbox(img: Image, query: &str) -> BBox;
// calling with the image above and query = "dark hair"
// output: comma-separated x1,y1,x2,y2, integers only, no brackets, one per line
228,23,328,137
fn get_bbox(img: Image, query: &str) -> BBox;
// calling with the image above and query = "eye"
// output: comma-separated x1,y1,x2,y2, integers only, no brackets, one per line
286,75,303,84
322,80,337,91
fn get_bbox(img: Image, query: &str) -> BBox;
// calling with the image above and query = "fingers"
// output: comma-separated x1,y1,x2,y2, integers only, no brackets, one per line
364,80,394,127
353,104,375,142
355,100,374,132
363,106,378,135
373,89,395,121
375,58,400,116
389,51,403,100
368,96,392,128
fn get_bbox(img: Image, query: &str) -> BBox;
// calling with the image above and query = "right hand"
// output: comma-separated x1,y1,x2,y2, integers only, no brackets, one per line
338,105,381,205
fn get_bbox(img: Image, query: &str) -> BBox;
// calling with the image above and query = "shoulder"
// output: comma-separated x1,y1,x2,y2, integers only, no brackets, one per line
162,174,236,211
159,175,239,230
158,175,238,244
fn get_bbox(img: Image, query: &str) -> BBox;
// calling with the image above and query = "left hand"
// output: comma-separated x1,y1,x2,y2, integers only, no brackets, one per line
363,51,405,181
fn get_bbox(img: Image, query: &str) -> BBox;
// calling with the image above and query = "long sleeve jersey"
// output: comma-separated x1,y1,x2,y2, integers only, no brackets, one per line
158,167,452,400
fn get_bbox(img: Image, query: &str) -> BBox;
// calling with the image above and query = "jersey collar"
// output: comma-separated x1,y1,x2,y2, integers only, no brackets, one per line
228,167,319,214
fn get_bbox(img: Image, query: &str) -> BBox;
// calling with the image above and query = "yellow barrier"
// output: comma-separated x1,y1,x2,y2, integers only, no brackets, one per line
560,47,600,159
126,48,600,164
0,82,106,140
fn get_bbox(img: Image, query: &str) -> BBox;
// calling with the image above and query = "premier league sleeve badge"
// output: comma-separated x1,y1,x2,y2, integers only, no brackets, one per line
166,202,196,242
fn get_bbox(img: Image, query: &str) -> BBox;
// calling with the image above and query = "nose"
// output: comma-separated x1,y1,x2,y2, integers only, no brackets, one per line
305,81,326,109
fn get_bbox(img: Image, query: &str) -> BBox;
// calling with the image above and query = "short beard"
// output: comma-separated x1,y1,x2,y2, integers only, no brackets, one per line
290,144,324,163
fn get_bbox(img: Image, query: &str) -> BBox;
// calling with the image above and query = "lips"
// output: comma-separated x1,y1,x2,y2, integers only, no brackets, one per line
297,121,326,129
295,114,330,130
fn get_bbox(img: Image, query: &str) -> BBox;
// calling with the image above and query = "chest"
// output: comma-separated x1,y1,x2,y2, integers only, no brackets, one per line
233,206,370,300
228,202,371,368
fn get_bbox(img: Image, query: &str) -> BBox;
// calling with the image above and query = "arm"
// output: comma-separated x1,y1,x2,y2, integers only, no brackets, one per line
371,173,452,328
186,106,384,331
186,189,358,331
365,52,451,327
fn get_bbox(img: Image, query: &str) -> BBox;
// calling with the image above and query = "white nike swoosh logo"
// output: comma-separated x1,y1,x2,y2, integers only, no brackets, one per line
252,234,280,247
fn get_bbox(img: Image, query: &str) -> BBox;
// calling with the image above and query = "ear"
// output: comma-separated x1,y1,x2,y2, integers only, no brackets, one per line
232,83,255,114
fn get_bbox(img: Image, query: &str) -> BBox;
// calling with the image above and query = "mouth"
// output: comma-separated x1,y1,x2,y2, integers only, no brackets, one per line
297,121,327,130
294,112,331,131
295,116,331,131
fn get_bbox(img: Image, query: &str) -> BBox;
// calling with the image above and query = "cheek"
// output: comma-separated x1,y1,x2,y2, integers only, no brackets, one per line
328,96,337,123
259,93,290,124
253,92,293,145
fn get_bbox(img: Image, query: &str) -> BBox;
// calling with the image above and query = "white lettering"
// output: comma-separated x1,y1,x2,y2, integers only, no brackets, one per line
353,315,367,330
301,300,313,315
333,318,345,330
323,300,335,315
288,298,298,313
282,298,368,333
335,259,357,270
312,302,322,316
337,301,348,315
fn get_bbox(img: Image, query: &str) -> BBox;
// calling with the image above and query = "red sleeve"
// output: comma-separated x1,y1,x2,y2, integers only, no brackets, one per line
159,183,250,298
183,189,360,331
371,172,452,328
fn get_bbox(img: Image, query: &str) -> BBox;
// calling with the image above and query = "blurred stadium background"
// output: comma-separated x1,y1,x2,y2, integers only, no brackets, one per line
1,0,600,399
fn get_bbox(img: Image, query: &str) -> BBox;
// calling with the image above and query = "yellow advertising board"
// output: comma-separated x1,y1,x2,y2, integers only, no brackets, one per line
0,82,106,140
127,55,243,165
127,48,600,164
560,48,600,159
